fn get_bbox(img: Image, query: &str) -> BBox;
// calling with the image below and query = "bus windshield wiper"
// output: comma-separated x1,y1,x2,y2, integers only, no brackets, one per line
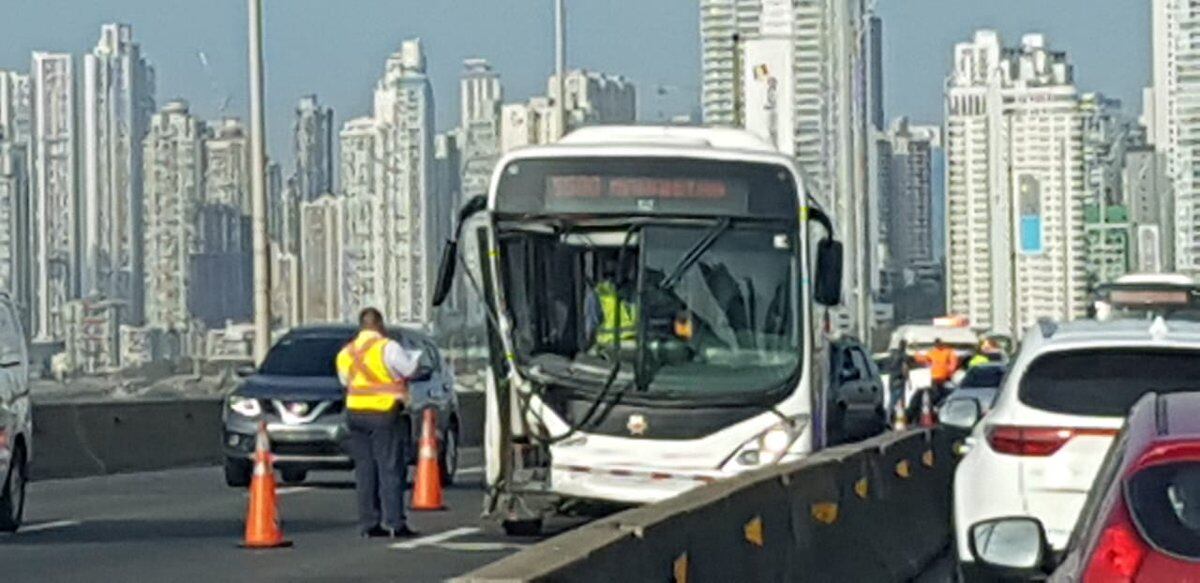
658,218,731,290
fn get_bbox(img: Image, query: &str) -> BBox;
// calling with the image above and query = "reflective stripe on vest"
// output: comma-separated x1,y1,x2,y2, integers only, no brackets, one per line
595,281,637,347
337,333,408,413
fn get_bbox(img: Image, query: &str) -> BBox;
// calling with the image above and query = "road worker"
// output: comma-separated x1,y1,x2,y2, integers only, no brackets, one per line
336,307,422,539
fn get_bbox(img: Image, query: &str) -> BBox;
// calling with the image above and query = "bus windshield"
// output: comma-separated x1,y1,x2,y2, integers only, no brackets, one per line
494,157,803,402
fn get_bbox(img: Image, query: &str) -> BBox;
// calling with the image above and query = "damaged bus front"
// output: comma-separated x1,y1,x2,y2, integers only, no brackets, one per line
432,127,843,535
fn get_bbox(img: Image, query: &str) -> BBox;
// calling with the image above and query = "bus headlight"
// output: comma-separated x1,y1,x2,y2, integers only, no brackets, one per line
228,395,262,418
731,416,809,467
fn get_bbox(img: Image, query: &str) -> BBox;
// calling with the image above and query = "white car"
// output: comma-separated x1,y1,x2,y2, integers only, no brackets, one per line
953,317,1200,581
0,294,30,532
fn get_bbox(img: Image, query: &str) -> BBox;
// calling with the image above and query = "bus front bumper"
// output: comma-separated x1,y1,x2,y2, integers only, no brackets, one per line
550,463,731,504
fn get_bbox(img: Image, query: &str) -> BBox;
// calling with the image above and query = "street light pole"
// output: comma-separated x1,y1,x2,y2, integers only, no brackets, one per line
247,0,272,364
555,0,566,139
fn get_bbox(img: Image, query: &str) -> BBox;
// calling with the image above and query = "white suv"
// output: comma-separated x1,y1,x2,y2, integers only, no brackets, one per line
953,318,1200,581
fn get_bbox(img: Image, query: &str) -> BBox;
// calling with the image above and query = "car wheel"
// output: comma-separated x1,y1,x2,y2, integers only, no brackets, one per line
280,468,307,485
502,518,543,537
224,458,252,488
0,445,27,532
440,422,459,486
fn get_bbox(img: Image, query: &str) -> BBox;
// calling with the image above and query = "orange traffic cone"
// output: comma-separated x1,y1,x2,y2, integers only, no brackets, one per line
919,390,936,428
893,399,908,431
411,408,445,511
241,421,291,548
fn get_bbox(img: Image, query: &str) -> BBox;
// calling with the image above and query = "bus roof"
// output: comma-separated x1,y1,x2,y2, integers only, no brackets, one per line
556,125,779,154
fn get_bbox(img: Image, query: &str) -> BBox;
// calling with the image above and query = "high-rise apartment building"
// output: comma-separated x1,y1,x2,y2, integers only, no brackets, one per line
500,70,635,153
292,95,333,203
460,59,502,202
461,59,501,130
82,23,156,324
0,71,31,330
885,118,938,278
1125,146,1176,272
142,100,203,332
31,52,79,342
944,31,1086,334
340,39,439,327
1149,0,1200,273
299,195,344,323
204,118,250,215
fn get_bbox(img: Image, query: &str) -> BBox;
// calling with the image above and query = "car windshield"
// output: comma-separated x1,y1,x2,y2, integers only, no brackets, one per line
961,366,1005,388
635,224,801,396
1127,461,1200,558
259,335,352,377
1019,349,1200,416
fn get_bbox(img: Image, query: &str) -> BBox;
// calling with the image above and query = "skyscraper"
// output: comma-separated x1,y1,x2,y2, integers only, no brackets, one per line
30,52,78,342
142,100,203,332
0,71,31,330
459,59,502,203
460,59,501,130
82,24,155,325
500,70,635,153
292,95,333,203
204,118,250,214
944,31,1086,334
341,39,438,326
299,195,344,323
885,118,938,279
699,0,761,126
1149,0,1200,274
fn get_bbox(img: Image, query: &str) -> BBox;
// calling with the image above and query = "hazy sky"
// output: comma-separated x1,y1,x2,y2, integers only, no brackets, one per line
0,0,1150,171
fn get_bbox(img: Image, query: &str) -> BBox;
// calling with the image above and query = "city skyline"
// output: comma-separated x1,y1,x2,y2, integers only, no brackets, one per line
0,0,1149,169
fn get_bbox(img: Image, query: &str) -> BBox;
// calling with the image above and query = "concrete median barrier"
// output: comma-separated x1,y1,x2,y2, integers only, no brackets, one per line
31,398,225,481
455,429,953,583
31,391,486,481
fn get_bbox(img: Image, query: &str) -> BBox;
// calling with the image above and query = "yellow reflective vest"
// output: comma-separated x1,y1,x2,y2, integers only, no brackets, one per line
336,331,408,413
595,280,638,348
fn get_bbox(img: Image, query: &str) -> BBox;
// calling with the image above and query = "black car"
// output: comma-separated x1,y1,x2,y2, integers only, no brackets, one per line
827,336,886,444
221,325,461,487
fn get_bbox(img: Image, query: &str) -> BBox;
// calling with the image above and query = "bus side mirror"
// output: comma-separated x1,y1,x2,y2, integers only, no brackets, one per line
432,195,487,308
815,238,843,306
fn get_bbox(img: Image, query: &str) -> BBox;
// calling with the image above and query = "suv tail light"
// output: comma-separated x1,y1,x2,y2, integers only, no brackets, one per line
1082,509,1149,583
985,425,1118,457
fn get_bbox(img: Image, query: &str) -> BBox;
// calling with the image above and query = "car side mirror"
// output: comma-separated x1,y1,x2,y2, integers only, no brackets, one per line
235,363,256,378
969,517,1053,577
940,398,982,430
815,238,843,307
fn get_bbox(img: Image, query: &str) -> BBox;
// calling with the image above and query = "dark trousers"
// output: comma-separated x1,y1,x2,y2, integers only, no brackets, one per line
347,410,411,532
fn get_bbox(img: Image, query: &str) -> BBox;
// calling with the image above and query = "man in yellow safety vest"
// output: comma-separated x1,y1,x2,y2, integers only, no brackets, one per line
336,307,422,539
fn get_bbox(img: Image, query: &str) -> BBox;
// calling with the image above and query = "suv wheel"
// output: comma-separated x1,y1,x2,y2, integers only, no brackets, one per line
0,445,26,532
224,458,252,488
502,518,543,537
440,423,459,486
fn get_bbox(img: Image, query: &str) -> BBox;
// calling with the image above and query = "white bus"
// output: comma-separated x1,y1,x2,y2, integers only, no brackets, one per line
432,126,844,534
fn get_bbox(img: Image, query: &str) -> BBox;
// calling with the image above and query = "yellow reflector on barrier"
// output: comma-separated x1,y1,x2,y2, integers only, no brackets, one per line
673,552,688,583
854,477,869,499
922,450,935,468
744,516,764,547
811,502,839,525
896,460,911,478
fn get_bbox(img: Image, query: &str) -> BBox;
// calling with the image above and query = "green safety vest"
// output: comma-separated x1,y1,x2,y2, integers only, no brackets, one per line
595,281,638,347
968,354,990,369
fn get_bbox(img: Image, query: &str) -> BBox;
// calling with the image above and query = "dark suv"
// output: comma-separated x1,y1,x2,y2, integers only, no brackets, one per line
222,325,460,487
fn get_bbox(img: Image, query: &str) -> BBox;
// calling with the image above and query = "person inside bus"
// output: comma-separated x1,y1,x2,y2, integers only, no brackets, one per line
584,257,639,356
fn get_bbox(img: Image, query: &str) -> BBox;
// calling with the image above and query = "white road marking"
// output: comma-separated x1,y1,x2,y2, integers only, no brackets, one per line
19,519,80,533
390,526,481,550
276,486,314,495
436,541,529,552
457,466,483,475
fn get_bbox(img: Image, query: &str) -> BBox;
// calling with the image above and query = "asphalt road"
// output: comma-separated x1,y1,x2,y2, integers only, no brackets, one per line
0,448,580,583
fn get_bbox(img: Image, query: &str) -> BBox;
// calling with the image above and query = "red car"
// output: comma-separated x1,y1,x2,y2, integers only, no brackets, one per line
967,391,1200,582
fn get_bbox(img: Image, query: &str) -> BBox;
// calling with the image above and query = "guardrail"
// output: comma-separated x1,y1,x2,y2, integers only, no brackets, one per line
455,429,952,582
31,391,487,481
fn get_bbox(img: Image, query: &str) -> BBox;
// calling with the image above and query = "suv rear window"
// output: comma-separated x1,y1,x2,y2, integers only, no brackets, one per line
1127,462,1200,558
1019,349,1200,417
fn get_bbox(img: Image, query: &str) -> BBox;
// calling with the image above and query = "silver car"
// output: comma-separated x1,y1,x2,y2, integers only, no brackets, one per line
0,294,31,531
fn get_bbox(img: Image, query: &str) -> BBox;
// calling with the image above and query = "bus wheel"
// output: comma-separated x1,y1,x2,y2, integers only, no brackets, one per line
502,518,543,537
